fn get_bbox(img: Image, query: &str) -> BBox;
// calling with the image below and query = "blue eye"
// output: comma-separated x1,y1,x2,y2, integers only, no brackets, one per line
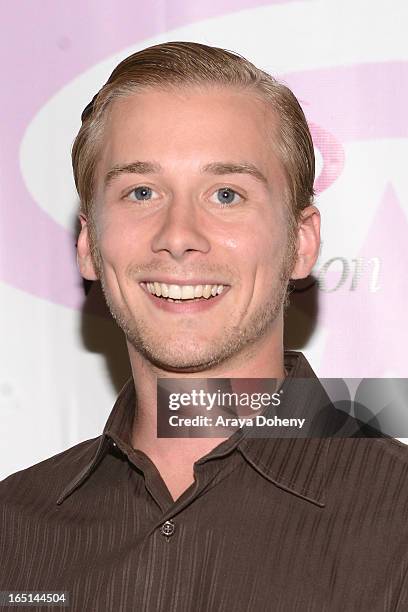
130,186,153,200
214,187,242,206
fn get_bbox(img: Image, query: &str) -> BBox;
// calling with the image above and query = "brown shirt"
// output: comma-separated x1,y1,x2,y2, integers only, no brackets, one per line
1,352,408,611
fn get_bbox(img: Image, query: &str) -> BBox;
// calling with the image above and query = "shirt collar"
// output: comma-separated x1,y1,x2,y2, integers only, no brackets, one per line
56,379,136,505
57,351,330,507
237,352,330,507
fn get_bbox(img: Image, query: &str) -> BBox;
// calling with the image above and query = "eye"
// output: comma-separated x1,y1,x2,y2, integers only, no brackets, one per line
210,187,243,206
127,185,156,201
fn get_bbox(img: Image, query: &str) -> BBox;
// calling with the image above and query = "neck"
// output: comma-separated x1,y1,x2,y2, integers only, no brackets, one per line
126,326,286,501
128,330,285,463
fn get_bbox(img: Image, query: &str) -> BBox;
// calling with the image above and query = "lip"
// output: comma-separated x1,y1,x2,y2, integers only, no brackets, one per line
140,283,230,314
140,278,229,286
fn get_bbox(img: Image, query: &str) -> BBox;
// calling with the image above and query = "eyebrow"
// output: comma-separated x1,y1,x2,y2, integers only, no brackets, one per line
104,161,161,189
104,160,268,189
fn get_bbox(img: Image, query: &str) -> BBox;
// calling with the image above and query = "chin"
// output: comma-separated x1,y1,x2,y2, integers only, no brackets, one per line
126,323,245,372
132,340,223,373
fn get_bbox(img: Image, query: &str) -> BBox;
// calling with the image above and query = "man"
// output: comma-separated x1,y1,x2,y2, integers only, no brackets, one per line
1,42,407,611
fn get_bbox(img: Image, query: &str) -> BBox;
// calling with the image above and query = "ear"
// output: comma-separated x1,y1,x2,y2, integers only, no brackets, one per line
290,205,321,280
77,214,99,281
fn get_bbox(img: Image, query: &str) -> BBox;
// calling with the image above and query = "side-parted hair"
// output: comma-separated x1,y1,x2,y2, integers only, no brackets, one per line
72,41,315,236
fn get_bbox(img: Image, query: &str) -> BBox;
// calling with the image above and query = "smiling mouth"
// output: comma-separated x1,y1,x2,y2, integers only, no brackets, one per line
140,281,227,303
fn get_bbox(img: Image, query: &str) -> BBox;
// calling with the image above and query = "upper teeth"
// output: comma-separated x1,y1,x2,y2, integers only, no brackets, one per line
142,282,225,299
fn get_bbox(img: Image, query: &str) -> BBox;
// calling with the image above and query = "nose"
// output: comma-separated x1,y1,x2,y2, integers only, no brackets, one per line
151,196,211,260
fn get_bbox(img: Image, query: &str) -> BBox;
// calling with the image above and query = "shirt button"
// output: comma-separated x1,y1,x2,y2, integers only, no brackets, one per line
160,520,175,538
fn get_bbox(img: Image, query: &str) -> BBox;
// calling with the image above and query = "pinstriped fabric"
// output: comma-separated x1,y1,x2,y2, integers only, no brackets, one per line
1,352,408,611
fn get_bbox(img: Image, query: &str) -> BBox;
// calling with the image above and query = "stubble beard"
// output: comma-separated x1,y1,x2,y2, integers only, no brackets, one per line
97,242,296,374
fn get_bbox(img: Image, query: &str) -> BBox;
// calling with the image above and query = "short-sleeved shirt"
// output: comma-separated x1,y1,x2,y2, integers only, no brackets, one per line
1,351,407,611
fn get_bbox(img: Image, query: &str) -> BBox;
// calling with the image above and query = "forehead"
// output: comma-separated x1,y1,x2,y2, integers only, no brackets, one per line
98,85,285,187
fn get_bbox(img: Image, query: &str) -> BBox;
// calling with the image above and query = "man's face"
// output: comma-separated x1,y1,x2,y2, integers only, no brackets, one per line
84,86,296,372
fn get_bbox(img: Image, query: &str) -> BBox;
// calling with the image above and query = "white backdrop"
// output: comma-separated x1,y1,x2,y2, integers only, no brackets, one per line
1,0,408,480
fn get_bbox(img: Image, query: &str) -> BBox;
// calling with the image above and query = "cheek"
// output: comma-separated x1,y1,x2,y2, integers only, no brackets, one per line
221,218,286,264
223,237,239,249
94,211,143,268
98,232,125,268
246,223,289,290
215,207,287,285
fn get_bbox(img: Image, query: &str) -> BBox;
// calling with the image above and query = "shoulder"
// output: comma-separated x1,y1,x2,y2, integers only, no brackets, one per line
327,434,408,503
0,436,101,505
373,435,408,460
